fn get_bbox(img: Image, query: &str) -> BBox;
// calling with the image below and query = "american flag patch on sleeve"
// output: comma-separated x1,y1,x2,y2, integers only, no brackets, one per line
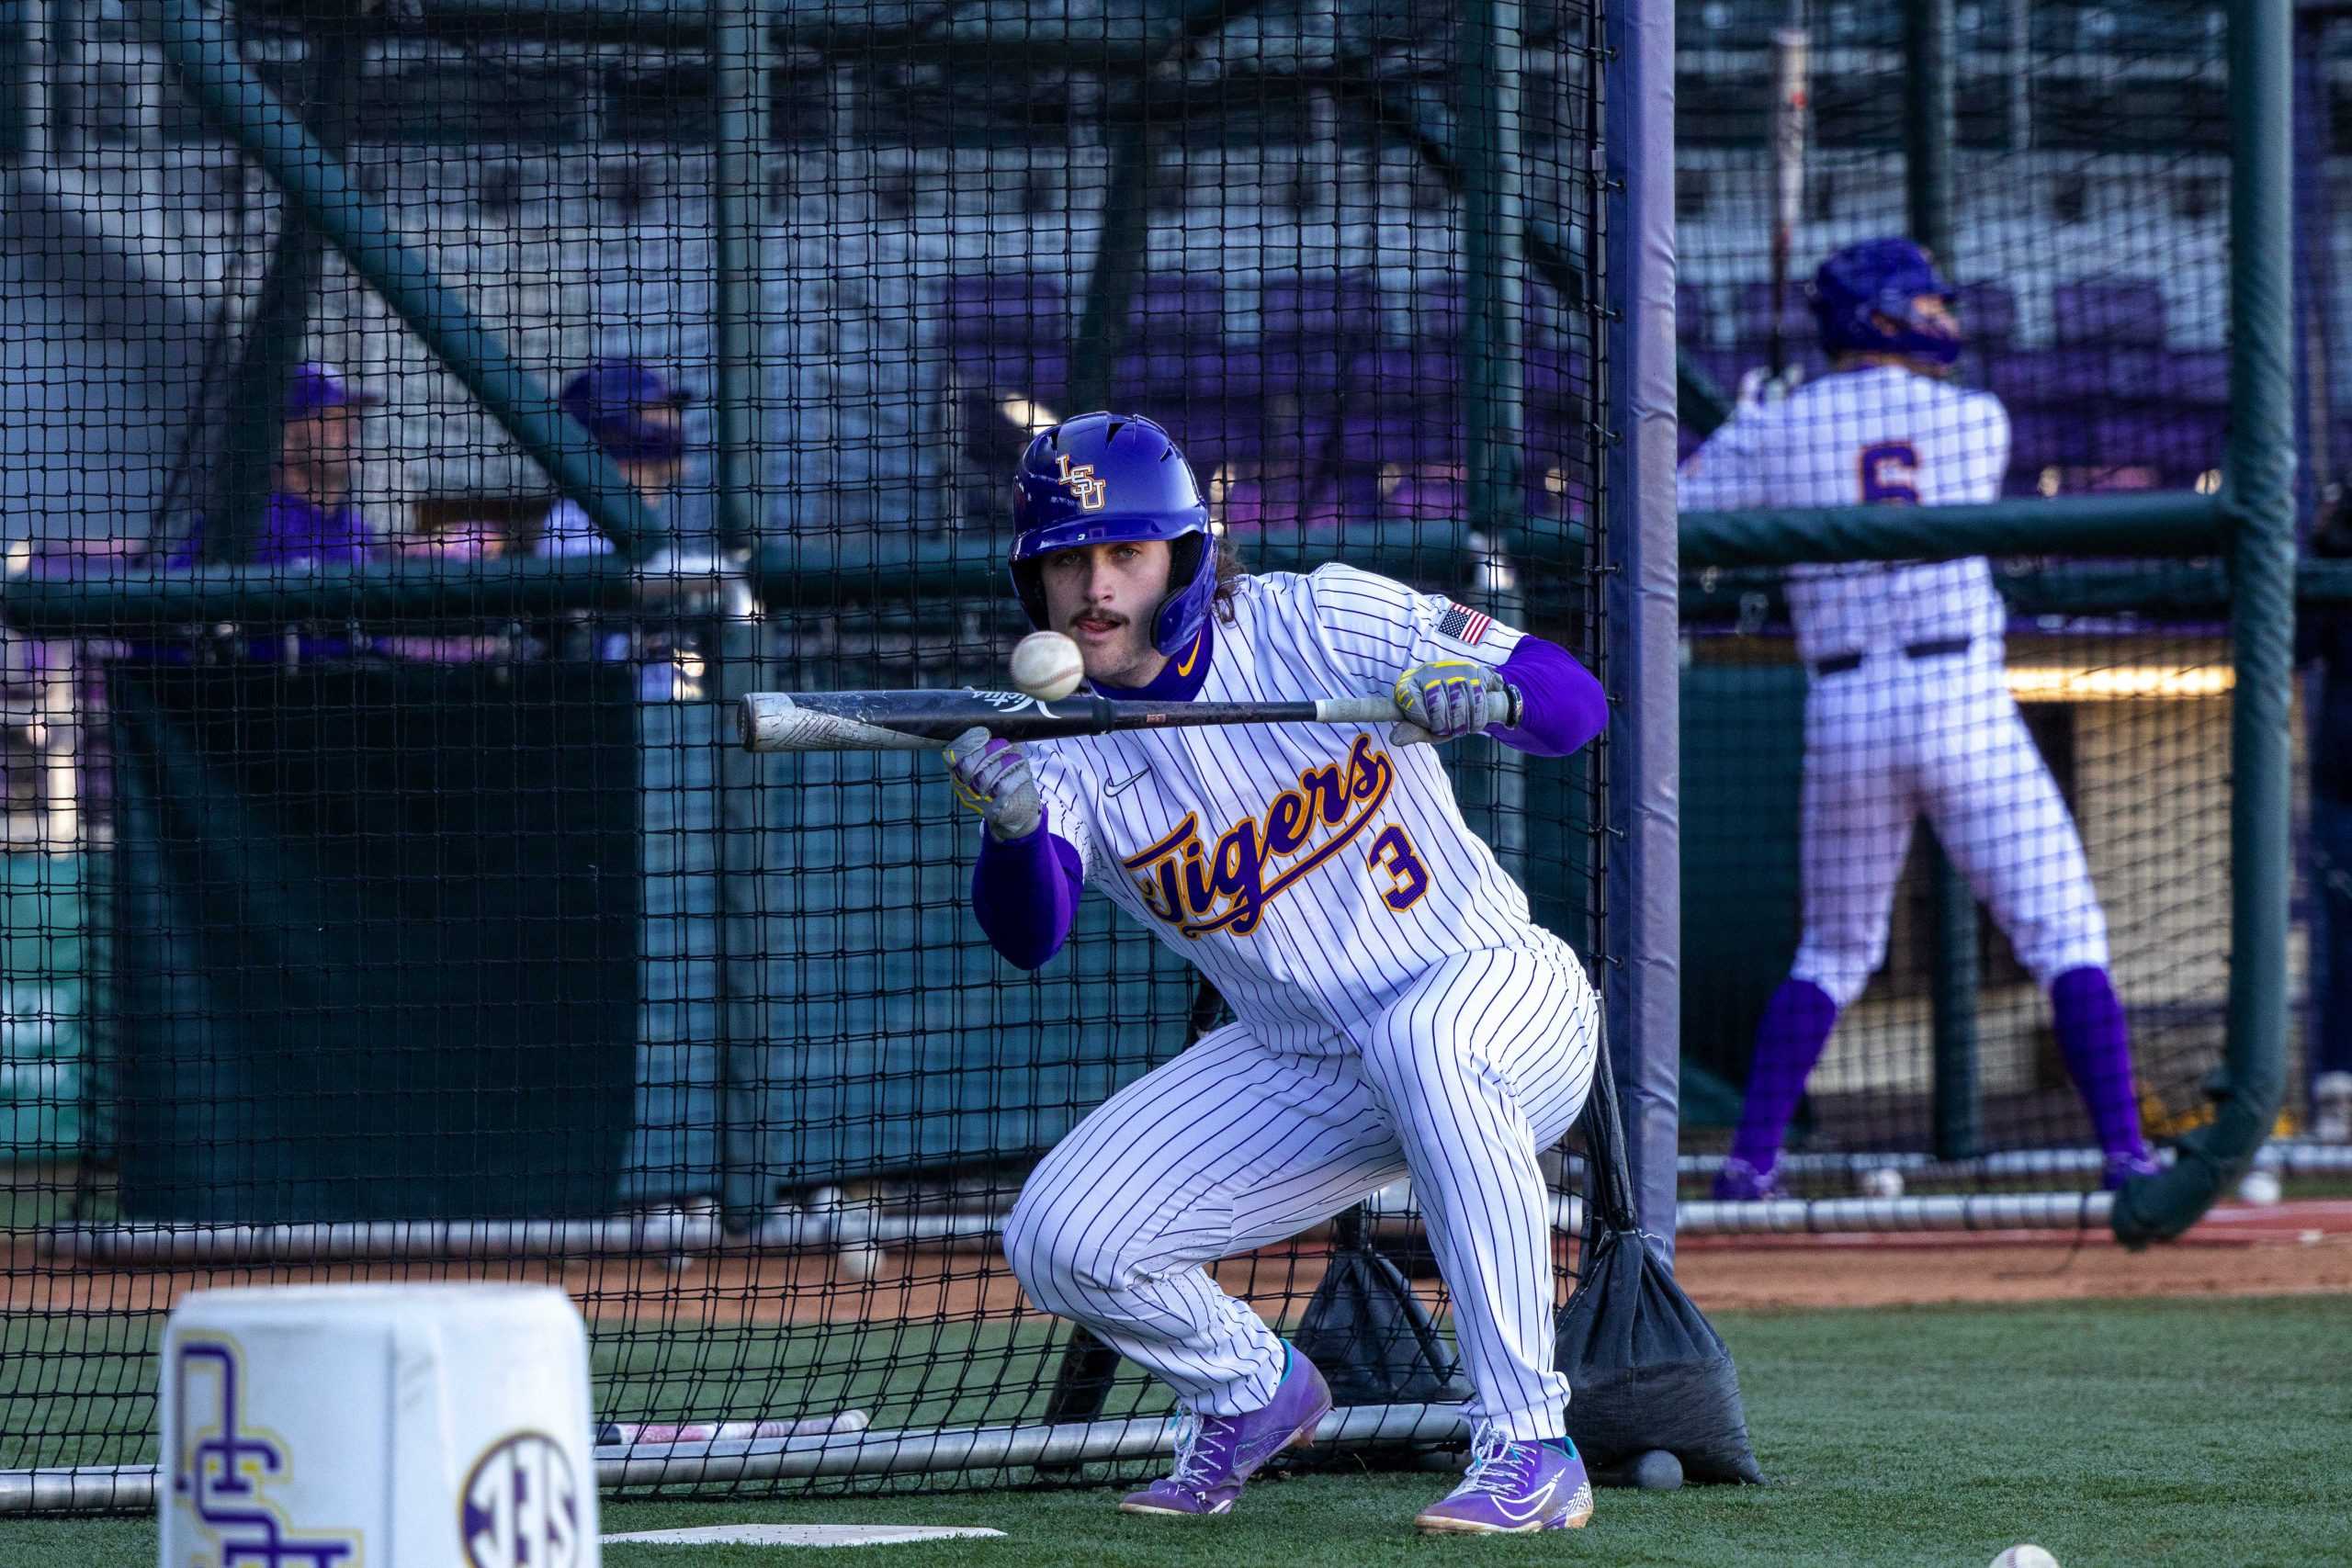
1437,603,1492,646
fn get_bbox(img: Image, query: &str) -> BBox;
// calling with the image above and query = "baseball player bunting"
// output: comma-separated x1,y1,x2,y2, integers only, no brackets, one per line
1679,238,2155,1200
940,412,1608,1534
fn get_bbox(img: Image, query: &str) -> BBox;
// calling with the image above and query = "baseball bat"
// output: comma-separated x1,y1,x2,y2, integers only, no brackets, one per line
1768,21,1810,379
738,687,1513,753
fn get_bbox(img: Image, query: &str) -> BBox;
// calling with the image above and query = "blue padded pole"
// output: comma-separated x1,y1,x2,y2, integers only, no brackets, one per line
1603,0,1681,1261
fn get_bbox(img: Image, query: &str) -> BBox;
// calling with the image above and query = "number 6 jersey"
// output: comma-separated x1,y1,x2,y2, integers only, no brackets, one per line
1014,563,1596,1055
1676,362,2012,664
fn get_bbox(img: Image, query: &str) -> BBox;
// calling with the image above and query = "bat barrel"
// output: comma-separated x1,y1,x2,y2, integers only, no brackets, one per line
739,692,944,753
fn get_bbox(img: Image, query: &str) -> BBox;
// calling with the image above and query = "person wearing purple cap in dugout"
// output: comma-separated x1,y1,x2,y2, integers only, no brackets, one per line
537,358,695,557
175,363,384,566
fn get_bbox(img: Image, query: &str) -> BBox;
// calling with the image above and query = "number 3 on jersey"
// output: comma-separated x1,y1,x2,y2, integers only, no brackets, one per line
1859,440,1920,505
1367,825,1430,911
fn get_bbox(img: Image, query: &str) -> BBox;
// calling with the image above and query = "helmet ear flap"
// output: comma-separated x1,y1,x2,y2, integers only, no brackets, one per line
1149,529,1218,655
1011,558,1050,630
1166,532,1207,594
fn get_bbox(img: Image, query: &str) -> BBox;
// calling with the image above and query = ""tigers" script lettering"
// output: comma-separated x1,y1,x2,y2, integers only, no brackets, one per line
1123,736,1395,938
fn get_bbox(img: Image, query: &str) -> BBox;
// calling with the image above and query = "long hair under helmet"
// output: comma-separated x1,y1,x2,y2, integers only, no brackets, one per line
1009,412,1217,658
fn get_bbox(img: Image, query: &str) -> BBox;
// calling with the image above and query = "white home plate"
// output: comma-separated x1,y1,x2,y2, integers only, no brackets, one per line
603,1524,1006,1549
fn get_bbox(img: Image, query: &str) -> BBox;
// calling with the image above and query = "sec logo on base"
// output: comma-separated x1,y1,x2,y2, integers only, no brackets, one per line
461,1430,584,1568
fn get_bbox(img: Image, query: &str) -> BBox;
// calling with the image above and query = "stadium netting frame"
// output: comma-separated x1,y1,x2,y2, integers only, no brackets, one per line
0,0,1684,1516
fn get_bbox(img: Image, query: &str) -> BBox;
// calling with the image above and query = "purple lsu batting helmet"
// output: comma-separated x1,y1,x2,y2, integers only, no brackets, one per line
1009,412,1217,657
1809,237,1962,367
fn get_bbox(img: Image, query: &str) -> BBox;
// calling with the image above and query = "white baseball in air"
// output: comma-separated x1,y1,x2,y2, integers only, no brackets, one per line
1011,630,1085,703
2236,1168,2282,1206
1991,1545,2060,1568
1859,1166,1905,1201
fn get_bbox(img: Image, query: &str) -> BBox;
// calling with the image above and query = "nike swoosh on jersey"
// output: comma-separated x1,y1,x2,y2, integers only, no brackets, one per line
1106,768,1151,798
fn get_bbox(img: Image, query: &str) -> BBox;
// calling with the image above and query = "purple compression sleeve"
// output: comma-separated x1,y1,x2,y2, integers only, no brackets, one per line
973,807,1084,970
1489,636,1609,757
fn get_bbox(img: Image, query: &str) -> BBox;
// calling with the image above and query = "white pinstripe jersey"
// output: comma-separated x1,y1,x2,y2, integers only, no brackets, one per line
1677,363,2010,664
1024,563,1555,1054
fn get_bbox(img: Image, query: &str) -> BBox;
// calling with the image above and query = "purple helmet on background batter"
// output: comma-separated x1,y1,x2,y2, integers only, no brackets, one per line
1010,412,1216,657
1809,237,1962,367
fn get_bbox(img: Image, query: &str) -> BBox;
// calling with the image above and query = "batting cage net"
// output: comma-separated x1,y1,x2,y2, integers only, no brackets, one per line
0,0,1623,1509
1673,0,2292,1206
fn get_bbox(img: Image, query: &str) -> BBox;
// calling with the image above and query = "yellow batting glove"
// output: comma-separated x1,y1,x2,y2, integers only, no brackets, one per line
1390,660,1516,746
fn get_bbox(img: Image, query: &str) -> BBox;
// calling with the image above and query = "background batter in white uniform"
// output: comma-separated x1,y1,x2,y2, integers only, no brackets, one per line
1678,237,2155,1199
942,412,1609,1533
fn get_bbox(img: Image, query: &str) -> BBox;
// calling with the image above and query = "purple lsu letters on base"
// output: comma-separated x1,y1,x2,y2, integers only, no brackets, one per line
161,1283,599,1568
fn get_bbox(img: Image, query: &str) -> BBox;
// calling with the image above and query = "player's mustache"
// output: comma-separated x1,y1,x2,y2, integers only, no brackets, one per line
1069,609,1127,629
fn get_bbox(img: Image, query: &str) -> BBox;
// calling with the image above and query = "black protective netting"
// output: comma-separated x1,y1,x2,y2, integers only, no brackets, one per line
0,0,1617,1508
1679,0,2233,494
1673,0,2258,1196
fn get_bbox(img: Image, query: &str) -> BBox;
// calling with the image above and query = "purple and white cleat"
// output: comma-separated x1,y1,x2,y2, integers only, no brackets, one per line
1712,1156,1786,1202
1119,1346,1332,1517
1414,1426,1596,1536
2101,1149,2162,1190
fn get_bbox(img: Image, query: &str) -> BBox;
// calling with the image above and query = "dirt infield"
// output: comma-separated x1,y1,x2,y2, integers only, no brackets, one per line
13,1198,2349,1330
1673,1198,2352,1310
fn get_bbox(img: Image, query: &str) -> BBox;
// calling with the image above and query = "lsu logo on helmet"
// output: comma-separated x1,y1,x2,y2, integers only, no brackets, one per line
1055,453,1107,511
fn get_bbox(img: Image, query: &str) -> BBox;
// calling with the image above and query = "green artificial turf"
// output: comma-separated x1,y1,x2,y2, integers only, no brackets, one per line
6,1295,2346,1568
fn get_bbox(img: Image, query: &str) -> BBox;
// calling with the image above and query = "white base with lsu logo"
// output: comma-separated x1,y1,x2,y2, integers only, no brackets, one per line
162,1281,600,1568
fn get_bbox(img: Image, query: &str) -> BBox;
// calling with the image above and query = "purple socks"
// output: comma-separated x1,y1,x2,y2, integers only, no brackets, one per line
2050,965,2148,1164
1732,969,2144,1176
1728,978,1841,1175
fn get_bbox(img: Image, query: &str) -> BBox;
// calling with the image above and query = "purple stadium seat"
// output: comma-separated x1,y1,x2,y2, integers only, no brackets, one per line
1984,348,2108,408
1684,346,1746,400
2051,277,2166,347
942,274,1068,350
1347,344,1583,427
1361,344,1464,400
2082,411,2225,489
1254,343,1368,398
1341,401,1465,468
1402,278,1570,347
1953,281,2018,348
1735,280,1812,347
1111,343,1230,402
1263,272,1385,345
1404,279,1465,342
2007,409,2090,471
1527,341,1583,404
948,348,1071,404
1151,404,1268,479
2163,348,2231,407
1677,282,1714,344
2148,409,2228,481
1125,276,1226,343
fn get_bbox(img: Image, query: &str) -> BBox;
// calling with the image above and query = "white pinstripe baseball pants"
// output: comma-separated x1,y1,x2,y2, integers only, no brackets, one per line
1002,940,1600,1443
1793,647,2109,1007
